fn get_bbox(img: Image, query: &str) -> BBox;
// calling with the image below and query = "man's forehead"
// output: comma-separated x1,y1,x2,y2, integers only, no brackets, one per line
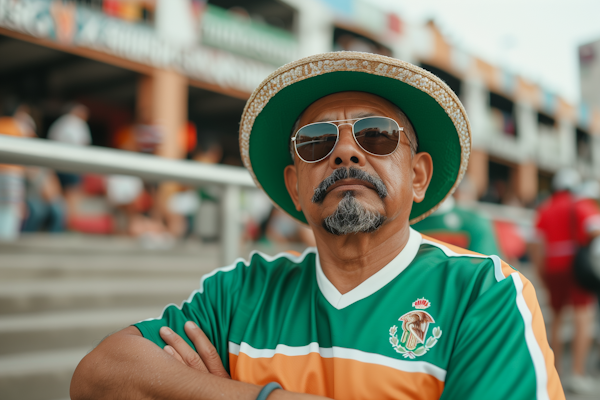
302,91,398,122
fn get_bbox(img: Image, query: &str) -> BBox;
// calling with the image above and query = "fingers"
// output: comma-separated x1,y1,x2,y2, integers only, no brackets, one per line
184,321,231,379
164,345,185,365
160,326,208,373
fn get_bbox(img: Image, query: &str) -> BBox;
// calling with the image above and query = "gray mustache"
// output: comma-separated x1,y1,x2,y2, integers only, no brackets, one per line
312,167,388,204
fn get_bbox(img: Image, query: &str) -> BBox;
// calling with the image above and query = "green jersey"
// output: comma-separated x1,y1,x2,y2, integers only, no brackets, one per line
135,229,563,400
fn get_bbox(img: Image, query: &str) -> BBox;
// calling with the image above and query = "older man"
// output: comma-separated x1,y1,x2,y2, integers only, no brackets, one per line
71,52,563,400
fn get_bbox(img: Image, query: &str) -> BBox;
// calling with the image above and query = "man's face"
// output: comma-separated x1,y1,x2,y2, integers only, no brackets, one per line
284,91,432,236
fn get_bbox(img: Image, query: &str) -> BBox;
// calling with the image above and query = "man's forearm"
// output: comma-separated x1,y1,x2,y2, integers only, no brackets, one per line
70,326,323,400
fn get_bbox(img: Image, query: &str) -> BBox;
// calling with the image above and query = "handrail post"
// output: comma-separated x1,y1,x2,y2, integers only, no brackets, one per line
221,184,241,266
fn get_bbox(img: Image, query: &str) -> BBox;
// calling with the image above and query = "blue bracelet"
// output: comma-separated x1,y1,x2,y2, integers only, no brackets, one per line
256,382,282,400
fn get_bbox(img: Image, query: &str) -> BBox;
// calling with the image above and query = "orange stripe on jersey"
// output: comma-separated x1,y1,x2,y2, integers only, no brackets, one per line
421,234,485,256
230,352,444,400
422,234,515,280
499,258,516,281
517,273,565,399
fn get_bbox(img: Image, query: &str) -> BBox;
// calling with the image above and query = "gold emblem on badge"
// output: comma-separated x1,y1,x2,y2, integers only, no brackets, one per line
389,298,442,359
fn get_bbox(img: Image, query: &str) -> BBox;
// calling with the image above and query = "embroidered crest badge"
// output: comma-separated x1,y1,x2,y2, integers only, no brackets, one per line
389,298,442,359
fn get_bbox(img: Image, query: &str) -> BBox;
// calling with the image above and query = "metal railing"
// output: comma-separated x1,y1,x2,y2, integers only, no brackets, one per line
0,135,539,262
0,135,256,265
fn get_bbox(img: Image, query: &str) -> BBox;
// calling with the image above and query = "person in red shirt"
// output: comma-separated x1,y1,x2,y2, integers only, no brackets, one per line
532,168,600,394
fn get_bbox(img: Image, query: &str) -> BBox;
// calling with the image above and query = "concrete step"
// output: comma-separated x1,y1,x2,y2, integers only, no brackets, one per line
0,233,302,257
0,277,201,315
0,253,217,281
0,233,308,400
0,346,87,400
0,233,215,256
0,306,164,356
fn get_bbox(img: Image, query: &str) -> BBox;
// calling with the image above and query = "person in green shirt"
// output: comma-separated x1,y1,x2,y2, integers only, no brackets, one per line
412,195,502,256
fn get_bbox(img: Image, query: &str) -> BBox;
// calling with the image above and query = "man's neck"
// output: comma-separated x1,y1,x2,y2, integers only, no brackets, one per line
313,223,412,294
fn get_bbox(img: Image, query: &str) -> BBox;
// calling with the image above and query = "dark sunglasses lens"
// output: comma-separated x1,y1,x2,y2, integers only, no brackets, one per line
354,117,401,156
295,123,338,162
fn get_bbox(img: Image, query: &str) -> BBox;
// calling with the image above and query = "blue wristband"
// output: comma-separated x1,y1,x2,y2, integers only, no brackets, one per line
256,382,282,400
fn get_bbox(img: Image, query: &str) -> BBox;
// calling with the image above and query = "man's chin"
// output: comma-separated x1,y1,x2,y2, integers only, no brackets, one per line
322,218,386,236
321,191,386,236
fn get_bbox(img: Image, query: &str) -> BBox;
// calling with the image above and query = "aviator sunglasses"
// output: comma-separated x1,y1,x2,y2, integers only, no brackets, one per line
292,116,414,163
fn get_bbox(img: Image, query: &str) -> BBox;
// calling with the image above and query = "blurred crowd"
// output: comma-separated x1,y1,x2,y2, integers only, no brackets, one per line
0,102,315,248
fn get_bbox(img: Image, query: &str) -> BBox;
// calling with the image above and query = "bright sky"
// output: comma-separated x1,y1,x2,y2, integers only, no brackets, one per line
368,0,600,104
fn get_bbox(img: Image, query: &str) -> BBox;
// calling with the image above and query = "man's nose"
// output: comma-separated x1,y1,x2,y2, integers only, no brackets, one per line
328,124,367,167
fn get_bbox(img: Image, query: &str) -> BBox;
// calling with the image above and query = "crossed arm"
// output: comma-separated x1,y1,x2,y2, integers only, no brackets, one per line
70,322,326,400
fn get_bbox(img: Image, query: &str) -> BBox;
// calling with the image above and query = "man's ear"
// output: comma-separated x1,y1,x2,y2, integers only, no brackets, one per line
411,152,433,203
284,164,302,211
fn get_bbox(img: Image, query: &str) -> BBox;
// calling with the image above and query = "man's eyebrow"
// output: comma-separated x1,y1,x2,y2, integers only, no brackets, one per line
350,111,378,119
314,111,378,123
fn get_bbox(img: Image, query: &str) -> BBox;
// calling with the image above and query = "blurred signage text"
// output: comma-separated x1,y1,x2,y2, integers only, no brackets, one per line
200,4,298,66
0,0,275,93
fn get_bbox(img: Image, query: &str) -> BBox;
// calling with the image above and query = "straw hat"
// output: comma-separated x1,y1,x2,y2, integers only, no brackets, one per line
239,51,471,224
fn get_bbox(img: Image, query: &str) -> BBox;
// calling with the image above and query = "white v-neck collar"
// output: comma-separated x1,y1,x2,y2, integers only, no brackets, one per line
315,228,422,310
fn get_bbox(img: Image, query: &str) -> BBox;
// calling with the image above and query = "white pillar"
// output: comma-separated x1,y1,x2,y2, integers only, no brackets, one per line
558,119,576,168
155,0,196,47
462,78,489,151
591,136,600,179
515,101,538,161
221,184,241,266
284,0,333,57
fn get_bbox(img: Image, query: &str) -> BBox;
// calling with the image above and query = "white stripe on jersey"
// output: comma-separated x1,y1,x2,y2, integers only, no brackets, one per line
228,341,447,382
511,273,550,400
421,238,506,282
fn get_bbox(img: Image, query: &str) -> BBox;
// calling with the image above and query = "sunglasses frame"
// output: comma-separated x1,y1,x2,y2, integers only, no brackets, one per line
291,116,407,164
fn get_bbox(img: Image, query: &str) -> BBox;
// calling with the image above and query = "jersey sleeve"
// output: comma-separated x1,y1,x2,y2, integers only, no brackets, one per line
133,260,247,372
440,264,564,400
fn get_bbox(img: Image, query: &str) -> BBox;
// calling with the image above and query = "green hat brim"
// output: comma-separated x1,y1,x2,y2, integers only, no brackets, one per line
240,52,471,224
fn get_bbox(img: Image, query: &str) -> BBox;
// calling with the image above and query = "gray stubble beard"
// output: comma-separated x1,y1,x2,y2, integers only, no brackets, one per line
322,191,386,236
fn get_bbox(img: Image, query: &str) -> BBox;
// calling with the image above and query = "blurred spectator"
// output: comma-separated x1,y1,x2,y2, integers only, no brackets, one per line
575,180,600,204
0,108,28,241
106,174,144,234
47,104,92,222
531,168,600,394
168,188,200,236
266,208,316,247
151,119,200,240
243,190,273,242
10,105,67,233
135,122,164,154
22,167,66,233
110,122,170,244
48,104,91,146
493,219,526,264
191,136,223,241
412,195,501,256
13,105,37,138
455,176,526,263
193,134,223,164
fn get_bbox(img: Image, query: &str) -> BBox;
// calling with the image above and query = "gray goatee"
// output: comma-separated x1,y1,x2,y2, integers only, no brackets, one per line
322,191,386,235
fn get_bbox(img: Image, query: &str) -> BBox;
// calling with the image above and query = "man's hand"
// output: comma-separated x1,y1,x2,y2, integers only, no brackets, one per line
73,323,330,400
160,321,230,379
